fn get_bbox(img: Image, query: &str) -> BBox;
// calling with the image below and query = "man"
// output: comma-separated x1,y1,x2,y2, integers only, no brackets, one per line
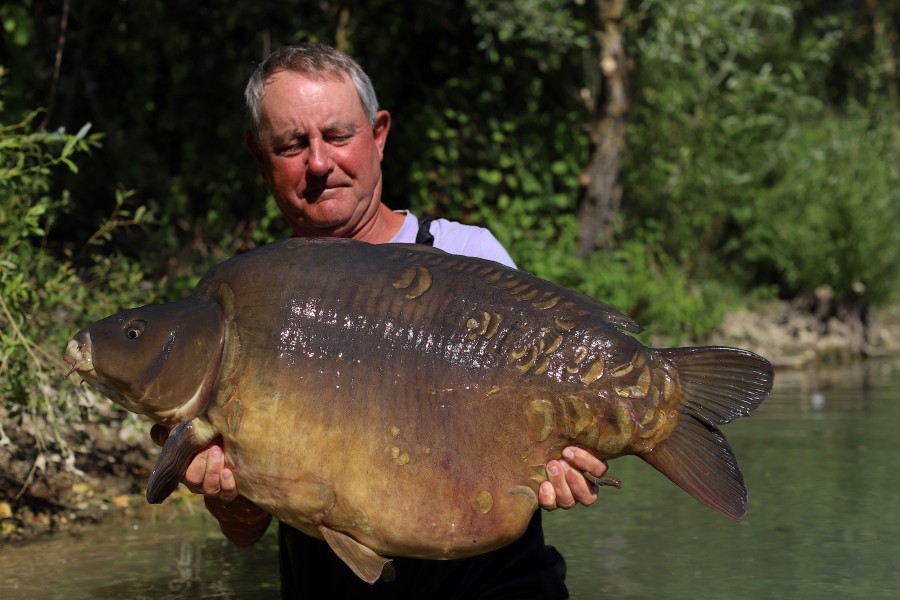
159,43,608,598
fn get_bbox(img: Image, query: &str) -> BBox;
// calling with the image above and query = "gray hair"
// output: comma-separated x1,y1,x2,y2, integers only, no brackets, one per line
245,43,379,139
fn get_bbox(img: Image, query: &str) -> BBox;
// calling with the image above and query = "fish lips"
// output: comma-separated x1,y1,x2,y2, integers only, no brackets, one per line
65,335,144,412
64,337,94,374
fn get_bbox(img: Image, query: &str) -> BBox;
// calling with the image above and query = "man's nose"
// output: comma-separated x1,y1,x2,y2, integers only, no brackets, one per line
307,139,333,175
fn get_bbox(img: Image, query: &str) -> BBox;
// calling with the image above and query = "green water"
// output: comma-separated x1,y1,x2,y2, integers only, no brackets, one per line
1,359,898,599
0,508,281,599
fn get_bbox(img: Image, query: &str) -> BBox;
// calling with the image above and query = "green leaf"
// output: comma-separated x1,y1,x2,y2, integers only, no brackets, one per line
61,157,79,174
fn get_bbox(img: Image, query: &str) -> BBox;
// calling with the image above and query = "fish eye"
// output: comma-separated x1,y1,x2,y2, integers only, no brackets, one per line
125,320,145,340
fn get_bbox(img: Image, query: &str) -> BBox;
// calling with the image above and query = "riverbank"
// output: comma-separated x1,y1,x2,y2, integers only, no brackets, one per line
0,407,186,543
714,299,900,368
1,301,898,544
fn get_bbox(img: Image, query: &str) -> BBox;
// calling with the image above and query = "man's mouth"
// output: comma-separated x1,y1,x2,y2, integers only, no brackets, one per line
303,184,344,201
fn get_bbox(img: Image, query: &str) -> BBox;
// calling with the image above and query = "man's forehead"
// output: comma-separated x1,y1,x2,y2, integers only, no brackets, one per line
261,70,362,117
258,76,368,141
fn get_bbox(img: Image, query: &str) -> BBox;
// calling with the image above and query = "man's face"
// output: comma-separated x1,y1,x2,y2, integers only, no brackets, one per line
249,70,390,238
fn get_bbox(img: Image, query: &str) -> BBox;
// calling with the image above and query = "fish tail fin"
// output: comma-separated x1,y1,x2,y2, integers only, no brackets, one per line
640,347,774,520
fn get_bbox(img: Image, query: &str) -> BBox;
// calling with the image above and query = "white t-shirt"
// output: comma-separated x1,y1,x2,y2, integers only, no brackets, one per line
389,211,516,269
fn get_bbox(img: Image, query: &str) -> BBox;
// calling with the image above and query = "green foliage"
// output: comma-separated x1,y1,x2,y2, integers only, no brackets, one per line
399,3,584,252
622,0,900,308
1,0,897,346
625,0,828,267
0,92,153,443
390,0,900,336
582,235,737,343
0,3,32,48
738,104,900,303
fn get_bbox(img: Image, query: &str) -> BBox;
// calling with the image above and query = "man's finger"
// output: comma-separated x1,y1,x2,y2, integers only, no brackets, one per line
538,480,556,511
218,467,238,502
563,461,598,507
562,447,607,478
545,459,576,510
183,447,213,492
202,446,226,496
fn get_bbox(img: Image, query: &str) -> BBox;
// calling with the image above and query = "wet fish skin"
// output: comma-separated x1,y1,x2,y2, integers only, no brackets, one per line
64,237,773,582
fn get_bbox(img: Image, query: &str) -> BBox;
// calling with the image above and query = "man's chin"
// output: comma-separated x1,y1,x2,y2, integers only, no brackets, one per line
292,213,356,238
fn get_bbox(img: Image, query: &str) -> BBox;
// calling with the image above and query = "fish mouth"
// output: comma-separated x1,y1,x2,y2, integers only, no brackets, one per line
64,334,134,409
64,336,95,378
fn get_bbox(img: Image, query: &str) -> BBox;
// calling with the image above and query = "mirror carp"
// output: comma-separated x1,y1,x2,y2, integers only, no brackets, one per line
64,238,773,582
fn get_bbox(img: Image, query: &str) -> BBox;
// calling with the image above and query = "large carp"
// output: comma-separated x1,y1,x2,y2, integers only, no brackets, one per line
64,238,773,582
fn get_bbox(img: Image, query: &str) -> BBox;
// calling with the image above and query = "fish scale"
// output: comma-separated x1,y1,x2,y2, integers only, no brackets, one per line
64,237,774,584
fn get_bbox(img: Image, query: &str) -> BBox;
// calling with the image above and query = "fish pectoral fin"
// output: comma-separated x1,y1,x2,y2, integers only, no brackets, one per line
146,419,217,504
319,525,394,584
583,471,622,489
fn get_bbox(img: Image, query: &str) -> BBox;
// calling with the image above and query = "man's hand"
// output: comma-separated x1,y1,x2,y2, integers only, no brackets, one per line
183,443,239,502
539,447,608,511
149,424,270,545
151,424,238,501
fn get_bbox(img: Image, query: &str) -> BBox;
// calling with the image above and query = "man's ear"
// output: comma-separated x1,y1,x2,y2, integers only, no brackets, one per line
372,110,391,160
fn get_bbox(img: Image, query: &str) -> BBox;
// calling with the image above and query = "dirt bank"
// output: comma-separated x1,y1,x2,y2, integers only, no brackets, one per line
713,299,900,368
0,407,161,542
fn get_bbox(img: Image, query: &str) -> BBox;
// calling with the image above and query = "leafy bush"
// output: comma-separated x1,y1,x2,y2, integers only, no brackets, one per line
0,87,153,452
2,1,896,349
625,0,829,269
620,1,900,307
398,1,738,340
738,104,900,303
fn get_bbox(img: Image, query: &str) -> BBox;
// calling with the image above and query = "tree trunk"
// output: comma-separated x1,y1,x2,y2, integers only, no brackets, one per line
866,0,899,108
576,0,629,257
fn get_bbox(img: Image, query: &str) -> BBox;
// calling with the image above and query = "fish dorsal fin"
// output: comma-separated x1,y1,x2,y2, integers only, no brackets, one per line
390,242,450,256
146,418,218,504
319,525,395,584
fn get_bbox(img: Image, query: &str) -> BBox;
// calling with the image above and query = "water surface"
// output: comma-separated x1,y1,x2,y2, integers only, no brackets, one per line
0,500,280,599
2,359,898,599
547,358,900,599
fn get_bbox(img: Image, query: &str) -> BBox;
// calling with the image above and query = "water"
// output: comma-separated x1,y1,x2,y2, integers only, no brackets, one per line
546,358,900,599
1,359,898,599
0,503,280,599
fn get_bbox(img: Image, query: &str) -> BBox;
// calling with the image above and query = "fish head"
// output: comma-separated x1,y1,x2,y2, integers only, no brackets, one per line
64,294,225,425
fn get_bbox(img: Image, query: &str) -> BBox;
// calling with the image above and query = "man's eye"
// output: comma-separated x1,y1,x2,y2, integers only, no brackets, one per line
278,145,303,155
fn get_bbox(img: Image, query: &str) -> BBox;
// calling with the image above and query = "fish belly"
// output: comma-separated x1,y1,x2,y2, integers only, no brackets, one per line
209,366,547,559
